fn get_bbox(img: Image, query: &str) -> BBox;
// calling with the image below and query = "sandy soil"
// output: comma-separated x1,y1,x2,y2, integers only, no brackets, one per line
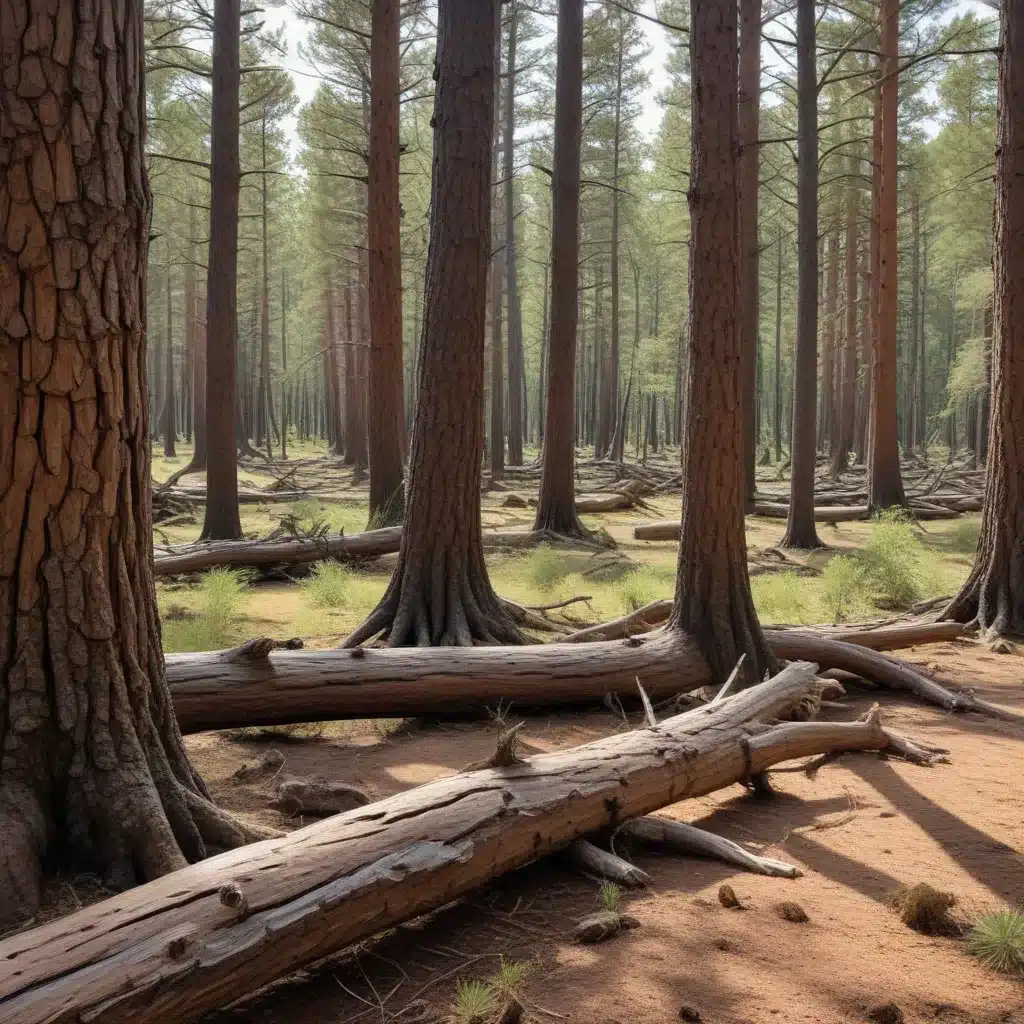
187,638,1024,1024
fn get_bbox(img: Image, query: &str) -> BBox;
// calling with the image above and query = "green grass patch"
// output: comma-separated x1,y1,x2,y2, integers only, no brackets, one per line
861,509,940,609
752,571,815,624
616,566,672,612
820,554,874,624
161,568,251,652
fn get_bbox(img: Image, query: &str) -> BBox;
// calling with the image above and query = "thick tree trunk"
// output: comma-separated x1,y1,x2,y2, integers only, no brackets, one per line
163,261,177,457
201,0,242,539
944,0,1024,637
671,0,773,686
868,0,907,511
0,664,937,1024
535,0,586,537
344,0,522,648
831,146,859,478
0,0,265,931
739,0,762,506
781,0,822,549
367,0,407,527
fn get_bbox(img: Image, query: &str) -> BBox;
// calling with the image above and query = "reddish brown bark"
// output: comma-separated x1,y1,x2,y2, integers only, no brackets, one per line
200,0,242,539
504,0,524,467
739,0,762,505
670,0,773,685
367,0,407,526
344,0,521,648
781,0,822,549
945,0,1024,636
0,0,266,930
831,145,860,477
162,261,176,457
868,0,907,511
535,0,586,537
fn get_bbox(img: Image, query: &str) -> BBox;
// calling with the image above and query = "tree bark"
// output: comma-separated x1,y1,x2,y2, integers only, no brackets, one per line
944,0,1024,637
781,0,822,549
0,0,266,931
0,664,936,1024
280,269,288,459
605,15,625,461
868,0,907,511
258,115,276,460
739,0,762,506
908,195,921,449
367,0,407,527
823,222,840,457
343,0,522,647
670,0,773,686
535,0,586,534
774,230,783,462
163,260,177,457
504,0,524,467
831,144,859,478
200,0,242,540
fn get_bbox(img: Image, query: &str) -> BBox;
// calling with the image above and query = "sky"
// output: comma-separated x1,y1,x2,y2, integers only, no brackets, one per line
261,0,992,158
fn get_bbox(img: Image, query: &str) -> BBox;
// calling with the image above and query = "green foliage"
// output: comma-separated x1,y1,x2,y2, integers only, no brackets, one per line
820,555,871,624
944,336,989,411
452,980,498,1024
489,958,532,998
616,567,669,612
162,568,251,652
299,561,353,609
752,571,810,624
523,545,570,592
947,517,982,555
861,511,932,609
967,910,1024,976
600,882,622,913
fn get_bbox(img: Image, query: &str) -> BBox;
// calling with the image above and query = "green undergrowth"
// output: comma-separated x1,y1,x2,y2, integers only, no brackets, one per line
160,568,252,652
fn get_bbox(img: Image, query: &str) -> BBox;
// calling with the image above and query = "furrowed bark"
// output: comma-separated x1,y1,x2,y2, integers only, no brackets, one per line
0,663,940,1024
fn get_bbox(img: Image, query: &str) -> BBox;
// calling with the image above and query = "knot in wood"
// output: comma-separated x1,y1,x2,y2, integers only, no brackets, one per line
218,882,248,913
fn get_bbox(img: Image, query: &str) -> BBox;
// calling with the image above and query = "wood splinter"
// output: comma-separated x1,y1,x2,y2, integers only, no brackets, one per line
568,838,652,887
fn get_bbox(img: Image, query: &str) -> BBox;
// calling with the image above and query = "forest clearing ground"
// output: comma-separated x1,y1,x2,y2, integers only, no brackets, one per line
141,447,1023,1022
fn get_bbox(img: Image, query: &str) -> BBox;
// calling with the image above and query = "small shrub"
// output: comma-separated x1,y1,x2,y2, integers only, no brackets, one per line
617,567,667,613
820,555,870,623
862,510,927,609
300,561,353,609
600,881,622,913
751,571,810,623
452,979,498,1024
522,545,568,592
162,568,250,652
967,909,1024,976
489,957,531,998
888,882,960,936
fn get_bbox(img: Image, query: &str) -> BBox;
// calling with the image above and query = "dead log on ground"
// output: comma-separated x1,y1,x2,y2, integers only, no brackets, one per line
0,663,943,1024
166,631,711,734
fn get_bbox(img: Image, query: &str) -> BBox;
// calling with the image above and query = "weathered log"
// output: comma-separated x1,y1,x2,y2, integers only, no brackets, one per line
568,839,651,886
166,631,711,733
0,663,942,1024
562,599,674,643
152,528,593,577
621,816,801,878
764,630,1023,723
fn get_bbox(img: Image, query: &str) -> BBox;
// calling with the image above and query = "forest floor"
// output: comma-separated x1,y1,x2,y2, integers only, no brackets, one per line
50,442,1024,1023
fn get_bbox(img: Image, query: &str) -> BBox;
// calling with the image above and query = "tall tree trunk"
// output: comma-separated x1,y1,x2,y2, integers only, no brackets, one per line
0,0,267,929
919,231,928,448
280,270,288,459
671,0,774,685
367,0,407,526
947,263,960,457
739,0,762,505
259,114,276,460
504,0,524,466
605,19,624,460
831,145,859,477
163,260,176,457
183,227,195,446
201,0,242,539
344,279,368,472
823,221,840,456
908,195,920,449
868,0,907,510
344,0,522,648
774,230,783,462
945,0,1024,635
489,46,505,485
781,0,822,549
537,261,549,445
535,0,585,535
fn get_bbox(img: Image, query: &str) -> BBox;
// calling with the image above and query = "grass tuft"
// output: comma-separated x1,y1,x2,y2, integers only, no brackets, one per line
299,561,353,609
820,554,872,623
452,979,498,1024
752,571,811,623
861,510,934,609
161,568,251,652
522,545,570,592
600,881,622,913
967,909,1024,975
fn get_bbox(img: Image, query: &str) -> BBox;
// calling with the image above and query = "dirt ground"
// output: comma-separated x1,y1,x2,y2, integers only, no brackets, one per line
189,638,1024,1024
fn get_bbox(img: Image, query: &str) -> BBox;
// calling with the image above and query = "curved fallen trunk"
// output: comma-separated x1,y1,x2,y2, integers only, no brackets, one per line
166,631,711,734
763,630,1023,724
0,663,941,1024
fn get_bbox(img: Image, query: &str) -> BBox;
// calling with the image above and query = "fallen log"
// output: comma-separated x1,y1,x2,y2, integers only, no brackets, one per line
562,599,674,643
763,630,1024,724
152,527,596,577
0,663,942,1024
166,631,712,734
